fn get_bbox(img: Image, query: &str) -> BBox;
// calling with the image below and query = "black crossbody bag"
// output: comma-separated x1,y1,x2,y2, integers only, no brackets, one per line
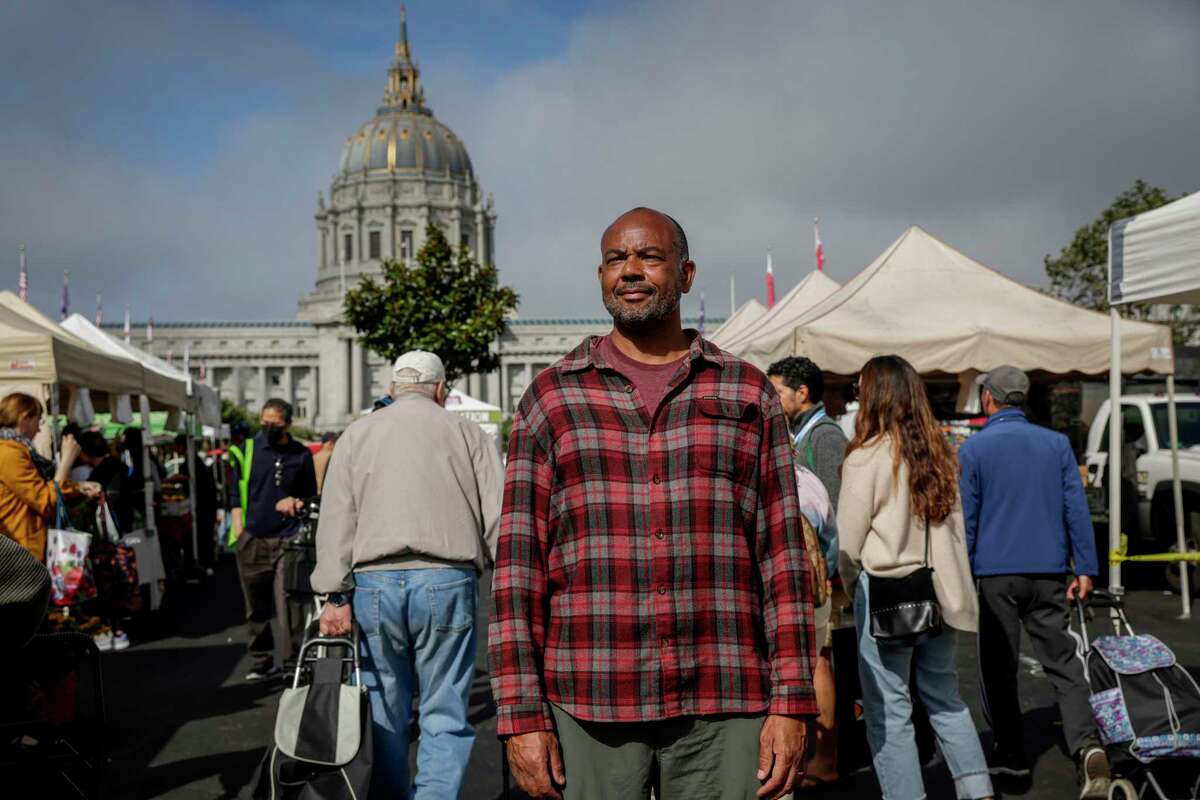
868,518,943,645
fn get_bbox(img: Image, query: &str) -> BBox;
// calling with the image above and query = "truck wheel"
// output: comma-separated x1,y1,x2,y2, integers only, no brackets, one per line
1165,535,1198,596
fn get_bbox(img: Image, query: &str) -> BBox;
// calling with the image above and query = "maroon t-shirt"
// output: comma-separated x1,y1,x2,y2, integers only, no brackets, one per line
598,335,687,417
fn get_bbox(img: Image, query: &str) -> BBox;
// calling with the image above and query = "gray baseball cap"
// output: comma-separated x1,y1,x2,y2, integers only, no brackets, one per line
976,365,1030,405
391,350,445,384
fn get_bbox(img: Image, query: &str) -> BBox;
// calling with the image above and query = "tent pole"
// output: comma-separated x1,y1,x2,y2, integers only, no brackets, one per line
139,393,162,610
50,383,61,457
1167,374,1191,618
186,413,200,577
1108,308,1123,610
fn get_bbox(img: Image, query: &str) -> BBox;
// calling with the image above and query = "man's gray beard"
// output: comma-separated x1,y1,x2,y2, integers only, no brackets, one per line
603,283,682,329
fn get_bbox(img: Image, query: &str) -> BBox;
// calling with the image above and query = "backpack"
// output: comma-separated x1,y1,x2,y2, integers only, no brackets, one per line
792,463,831,606
1087,633,1200,762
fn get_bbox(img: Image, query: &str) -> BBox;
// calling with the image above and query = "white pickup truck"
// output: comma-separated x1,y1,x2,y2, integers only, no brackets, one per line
1084,393,1200,591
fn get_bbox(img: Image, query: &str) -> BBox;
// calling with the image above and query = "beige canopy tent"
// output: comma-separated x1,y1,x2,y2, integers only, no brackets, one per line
709,299,766,346
723,269,841,355
0,291,145,399
735,226,1174,378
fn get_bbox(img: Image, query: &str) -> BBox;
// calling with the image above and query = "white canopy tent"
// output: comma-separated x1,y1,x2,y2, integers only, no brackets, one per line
1108,190,1200,617
736,226,1174,380
62,313,222,427
64,312,226,594
723,270,841,357
444,388,503,449
709,299,766,347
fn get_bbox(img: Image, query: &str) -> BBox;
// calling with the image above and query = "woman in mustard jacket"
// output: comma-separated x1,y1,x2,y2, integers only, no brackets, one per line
0,392,99,560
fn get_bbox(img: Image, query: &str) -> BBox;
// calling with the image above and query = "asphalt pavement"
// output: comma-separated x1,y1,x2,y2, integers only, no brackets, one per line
94,556,1200,799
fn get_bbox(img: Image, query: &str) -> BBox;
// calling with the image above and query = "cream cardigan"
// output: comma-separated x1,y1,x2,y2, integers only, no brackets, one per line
836,435,978,633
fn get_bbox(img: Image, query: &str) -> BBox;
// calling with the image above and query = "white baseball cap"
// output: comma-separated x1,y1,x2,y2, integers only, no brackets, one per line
391,350,446,384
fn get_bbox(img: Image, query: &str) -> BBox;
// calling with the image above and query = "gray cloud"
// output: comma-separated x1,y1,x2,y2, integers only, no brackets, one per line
2,0,1198,324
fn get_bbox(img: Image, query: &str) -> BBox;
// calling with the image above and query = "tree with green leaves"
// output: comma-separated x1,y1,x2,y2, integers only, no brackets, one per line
343,224,518,383
1045,180,1198,345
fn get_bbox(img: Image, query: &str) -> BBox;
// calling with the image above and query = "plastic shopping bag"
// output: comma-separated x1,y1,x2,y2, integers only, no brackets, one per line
46,484,97,606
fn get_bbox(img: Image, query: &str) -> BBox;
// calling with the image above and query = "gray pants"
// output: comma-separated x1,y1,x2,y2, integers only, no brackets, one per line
550,704,765,800
234,535,305,672
977,574,1098,757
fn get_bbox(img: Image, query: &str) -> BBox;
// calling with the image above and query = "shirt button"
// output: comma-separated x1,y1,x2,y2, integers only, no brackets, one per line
624,384,634,393
655,529,665,540
652,474,661,485
657,585,667,595
661,637,671,646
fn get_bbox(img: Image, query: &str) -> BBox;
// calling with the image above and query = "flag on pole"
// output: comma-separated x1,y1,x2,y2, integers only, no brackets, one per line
814,217,825,271
60,271,70,320
18,245,28,302
698,291,706,335
729,274,736,317
95,292,103,326
123,305,131,343
766,249,776,309
147,317,155,344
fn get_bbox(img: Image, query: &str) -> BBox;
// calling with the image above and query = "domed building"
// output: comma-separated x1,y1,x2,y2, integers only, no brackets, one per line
108,9,713,431
299,9,494,321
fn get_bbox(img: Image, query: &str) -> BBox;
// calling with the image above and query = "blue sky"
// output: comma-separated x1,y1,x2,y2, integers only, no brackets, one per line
3,0,1199,323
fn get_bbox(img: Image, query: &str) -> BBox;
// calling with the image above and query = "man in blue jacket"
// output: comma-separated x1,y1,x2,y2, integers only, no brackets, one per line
960,366,1110,799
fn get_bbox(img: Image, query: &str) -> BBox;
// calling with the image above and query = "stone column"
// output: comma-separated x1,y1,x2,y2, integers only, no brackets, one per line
257,365,268,409
487,368,500,409
284,365,294,407
350,340,363,418
524,362,533,396
232,366,244,406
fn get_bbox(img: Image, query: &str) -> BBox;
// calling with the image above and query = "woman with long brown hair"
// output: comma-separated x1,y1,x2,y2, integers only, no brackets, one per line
837,355,993,800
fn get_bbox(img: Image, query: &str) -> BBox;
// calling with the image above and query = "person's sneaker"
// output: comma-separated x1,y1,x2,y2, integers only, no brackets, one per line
92,631,113,652
1078,746,1111,799
111,631,130,651
988,747,1032,777
245,666,281,682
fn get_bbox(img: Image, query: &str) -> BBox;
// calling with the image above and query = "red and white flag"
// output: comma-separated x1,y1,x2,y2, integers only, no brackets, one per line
815,217,825,272
18,245,28,302
765,249,776,308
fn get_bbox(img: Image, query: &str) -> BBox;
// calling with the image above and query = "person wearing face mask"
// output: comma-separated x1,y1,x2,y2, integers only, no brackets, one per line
233,398,317,681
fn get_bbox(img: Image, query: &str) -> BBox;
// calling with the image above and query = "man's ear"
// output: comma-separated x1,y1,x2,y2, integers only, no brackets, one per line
435,381,447,406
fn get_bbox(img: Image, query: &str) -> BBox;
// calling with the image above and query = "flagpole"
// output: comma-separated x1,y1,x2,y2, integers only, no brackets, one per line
730,274,736,316
123,305,131,344
18,245,28,302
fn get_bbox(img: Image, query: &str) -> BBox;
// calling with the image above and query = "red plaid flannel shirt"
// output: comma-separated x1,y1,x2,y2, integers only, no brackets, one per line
488,333,818,737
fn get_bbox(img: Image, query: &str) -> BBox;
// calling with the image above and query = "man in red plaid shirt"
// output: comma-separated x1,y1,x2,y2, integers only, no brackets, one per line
489,207,819,800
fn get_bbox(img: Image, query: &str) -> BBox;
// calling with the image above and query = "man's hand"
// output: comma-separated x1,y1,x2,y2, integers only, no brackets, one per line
77,481,102,498
756,714,808,799
1067,574,1094,602
275,497,303,517
319,603,351,636
505,731,565,800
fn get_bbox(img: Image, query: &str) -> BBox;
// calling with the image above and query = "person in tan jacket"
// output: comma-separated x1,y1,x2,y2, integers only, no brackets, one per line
0,392,99,560
837,355,992,800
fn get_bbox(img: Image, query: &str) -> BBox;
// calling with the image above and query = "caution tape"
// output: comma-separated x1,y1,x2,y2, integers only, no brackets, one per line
1110,550,1200,564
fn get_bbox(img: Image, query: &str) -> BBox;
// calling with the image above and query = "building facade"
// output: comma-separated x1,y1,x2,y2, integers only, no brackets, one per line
107,12,717,431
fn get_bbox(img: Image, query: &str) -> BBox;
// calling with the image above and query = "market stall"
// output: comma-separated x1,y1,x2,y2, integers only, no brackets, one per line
444,389,503,450
709,299,766,346
1107,190,1200,616
720,269,841,353
0,291,170,617
62,313,218,596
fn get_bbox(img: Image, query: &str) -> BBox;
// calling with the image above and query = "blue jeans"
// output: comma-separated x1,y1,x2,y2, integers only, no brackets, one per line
353,568,478,799
855,574,993,800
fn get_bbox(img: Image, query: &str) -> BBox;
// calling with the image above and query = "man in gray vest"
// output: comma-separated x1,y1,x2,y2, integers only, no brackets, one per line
766,355,847,789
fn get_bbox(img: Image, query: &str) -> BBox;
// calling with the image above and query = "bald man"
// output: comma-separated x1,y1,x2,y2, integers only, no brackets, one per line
489,208,819,800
